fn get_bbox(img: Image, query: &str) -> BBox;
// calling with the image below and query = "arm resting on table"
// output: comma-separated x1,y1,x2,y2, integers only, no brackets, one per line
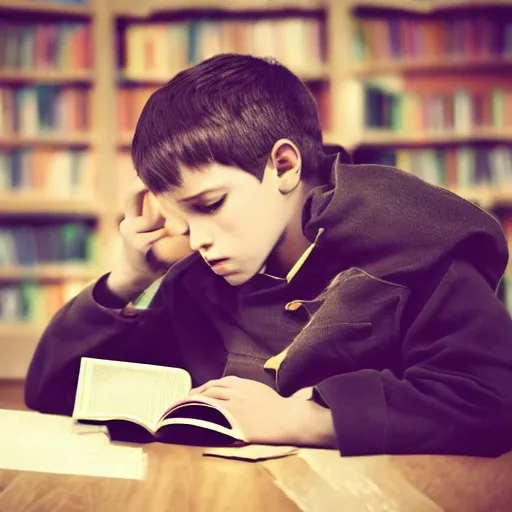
24,274,177,416
315,260,512,456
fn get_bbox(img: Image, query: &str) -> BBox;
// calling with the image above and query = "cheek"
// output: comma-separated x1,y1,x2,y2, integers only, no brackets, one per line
225,200,267,237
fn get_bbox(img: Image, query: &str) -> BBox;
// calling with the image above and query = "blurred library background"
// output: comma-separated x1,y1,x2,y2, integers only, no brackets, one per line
0,0,512,380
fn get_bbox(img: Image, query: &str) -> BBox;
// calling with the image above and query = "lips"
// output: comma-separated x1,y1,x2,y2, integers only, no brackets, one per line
206,258,229,267
205,258,232,276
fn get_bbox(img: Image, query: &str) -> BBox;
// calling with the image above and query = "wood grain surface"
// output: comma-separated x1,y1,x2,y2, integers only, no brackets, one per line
1,383,511,512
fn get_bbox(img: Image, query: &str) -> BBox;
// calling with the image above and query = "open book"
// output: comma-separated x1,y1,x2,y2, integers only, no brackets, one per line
72,357,246,446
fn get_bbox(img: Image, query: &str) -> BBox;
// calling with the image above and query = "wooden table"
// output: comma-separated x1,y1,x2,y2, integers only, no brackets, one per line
1,442,512,511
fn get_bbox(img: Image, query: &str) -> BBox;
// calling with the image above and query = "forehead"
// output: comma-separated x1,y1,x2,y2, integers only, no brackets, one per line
170,162,259,200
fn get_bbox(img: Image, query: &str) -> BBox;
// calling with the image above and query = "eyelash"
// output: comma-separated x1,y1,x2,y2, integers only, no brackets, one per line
193,195,227,214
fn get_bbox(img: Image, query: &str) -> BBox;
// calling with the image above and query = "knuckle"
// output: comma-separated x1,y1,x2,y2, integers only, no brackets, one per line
118,220,128,236
119,219,135,238
129,177,145,193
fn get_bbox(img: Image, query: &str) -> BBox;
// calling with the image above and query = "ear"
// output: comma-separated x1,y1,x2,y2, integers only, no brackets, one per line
270,139,302,194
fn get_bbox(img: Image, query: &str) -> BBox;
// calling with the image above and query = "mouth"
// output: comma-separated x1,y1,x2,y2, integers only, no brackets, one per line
206,257,229,267
205,257,233,276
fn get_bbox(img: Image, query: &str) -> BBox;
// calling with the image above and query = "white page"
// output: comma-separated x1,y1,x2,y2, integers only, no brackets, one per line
203,444,298,461
73,358,192,429
0,409,146,480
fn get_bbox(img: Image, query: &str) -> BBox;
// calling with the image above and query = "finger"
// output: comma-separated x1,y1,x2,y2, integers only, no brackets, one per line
119,216,165,240
131,214,166,234
131,228,169,252
164,217,189,237
190,377,237,395
184,395,225,408
144,195,190,237
124,178,148,219
143,192,165,224
194,386,232,401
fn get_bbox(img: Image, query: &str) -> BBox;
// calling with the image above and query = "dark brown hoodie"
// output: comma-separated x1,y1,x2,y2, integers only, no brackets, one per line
25,152,512,456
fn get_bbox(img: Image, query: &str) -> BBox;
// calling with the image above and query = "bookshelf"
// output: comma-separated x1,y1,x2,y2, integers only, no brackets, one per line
339,0,512,311
0,0,102,379
2,0,512,379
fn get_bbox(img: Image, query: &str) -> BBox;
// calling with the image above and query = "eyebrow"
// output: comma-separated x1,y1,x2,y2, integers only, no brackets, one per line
177,187,225,203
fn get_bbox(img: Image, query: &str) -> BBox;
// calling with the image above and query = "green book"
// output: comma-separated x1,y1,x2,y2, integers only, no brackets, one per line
492,89,505,128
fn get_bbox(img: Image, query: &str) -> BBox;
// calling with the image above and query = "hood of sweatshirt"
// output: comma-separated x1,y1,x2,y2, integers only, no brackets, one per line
302,153,509,289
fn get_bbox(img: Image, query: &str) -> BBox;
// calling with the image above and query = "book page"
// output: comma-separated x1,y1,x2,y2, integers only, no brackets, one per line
163,395,245,438
73,358,192,431
0,409,146,480
203,444,298,461
160,417,244,441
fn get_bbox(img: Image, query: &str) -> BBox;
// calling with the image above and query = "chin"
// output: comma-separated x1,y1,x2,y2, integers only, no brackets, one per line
221,260,268,287
223,273,252,287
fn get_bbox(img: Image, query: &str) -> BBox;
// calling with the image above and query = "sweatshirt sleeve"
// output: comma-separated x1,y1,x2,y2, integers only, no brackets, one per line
24,274,179,416
314,259,512,457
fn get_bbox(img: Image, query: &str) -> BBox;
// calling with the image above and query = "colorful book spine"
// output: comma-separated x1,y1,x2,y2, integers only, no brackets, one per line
0,22,92,72
0,149,94,196
354,146,512,189
0,223,96,267
363,85,512,132
0,86,89,135
117,86,158,136
353,16,512,62
0,280,89,324
122,17,326,80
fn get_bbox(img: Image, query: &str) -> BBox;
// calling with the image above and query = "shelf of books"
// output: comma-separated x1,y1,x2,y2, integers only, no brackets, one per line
4,0,512,379
345,1,512,313
0,0,99,378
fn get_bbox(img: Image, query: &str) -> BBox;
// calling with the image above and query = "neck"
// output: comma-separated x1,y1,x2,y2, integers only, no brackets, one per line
265,180,318,277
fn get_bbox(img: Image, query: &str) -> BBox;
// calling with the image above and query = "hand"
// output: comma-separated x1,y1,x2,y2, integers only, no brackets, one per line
107,178,192,301
190,376,337,447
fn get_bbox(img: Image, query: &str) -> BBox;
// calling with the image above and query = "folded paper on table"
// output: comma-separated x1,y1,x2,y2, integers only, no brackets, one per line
0,409,147,480
203,444,299,461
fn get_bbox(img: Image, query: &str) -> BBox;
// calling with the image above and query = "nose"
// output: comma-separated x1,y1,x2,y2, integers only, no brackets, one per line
188,221,213,252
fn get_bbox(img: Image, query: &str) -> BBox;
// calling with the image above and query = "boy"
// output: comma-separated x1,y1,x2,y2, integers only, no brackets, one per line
25,54,512,456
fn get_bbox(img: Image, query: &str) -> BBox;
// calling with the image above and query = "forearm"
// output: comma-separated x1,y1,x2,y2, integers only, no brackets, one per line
25,277,147,414
105,269,156,305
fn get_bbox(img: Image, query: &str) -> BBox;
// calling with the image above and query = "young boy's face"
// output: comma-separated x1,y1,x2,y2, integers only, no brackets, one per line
154,162,294,286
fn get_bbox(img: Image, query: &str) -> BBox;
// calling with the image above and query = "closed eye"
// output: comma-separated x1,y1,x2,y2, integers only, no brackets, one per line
192,194,227,214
